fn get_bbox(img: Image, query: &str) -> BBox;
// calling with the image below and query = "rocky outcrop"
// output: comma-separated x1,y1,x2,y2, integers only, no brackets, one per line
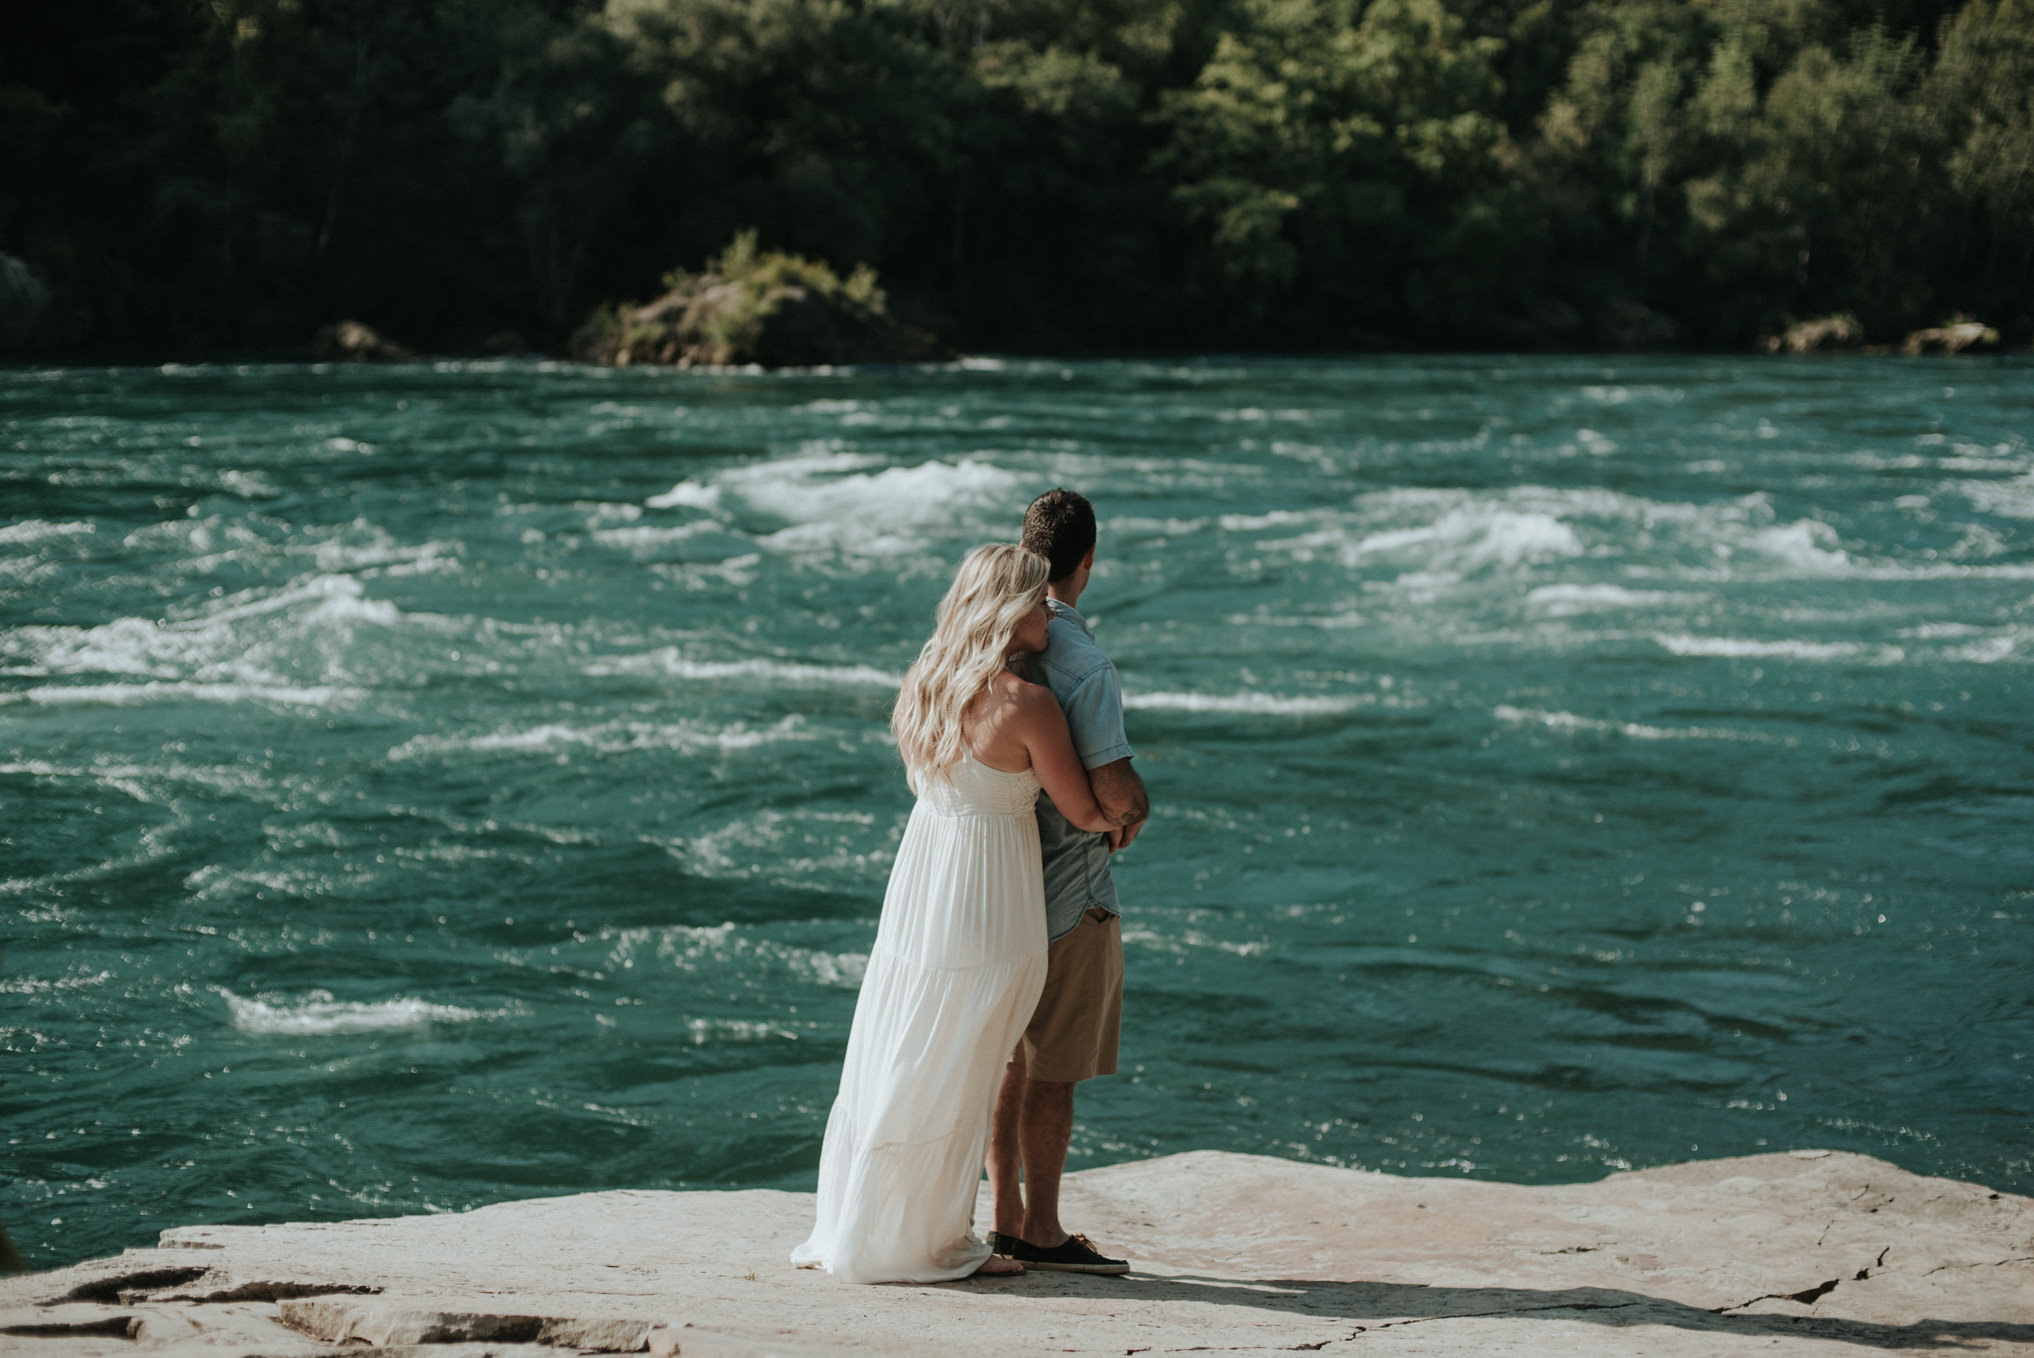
311,320,415,362
571,234,946,369
1902,318,2000,355
574,277,946,369
478,330,528,356
2,1150,2028,1356
1596,298,1681,350
1492,298,1587,351
1762,313,1865,353
0,253,53,351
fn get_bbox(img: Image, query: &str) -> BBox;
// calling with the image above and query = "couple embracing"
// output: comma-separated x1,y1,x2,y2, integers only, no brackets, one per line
792,489,1150,1283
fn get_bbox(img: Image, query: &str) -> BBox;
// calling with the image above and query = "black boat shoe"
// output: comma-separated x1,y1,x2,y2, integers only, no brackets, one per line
995,1231,1129,1275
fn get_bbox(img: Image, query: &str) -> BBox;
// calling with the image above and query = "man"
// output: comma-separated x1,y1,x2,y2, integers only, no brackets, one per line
988,488,1150,1275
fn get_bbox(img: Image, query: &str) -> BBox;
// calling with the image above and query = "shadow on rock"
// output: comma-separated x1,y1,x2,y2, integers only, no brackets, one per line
995,1273,2034,1351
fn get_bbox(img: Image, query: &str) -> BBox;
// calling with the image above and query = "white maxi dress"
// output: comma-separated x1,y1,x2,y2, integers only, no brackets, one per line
792,753,1050,1283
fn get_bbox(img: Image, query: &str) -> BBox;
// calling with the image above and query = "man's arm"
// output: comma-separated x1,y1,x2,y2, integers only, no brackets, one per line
1054,658,1144,844
1089,757,1148,849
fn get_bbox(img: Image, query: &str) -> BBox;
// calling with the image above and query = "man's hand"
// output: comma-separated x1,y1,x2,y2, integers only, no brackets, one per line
1091,758,1148,853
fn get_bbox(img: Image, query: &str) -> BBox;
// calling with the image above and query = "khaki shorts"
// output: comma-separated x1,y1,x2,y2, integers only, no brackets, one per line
1018,908,1123,1083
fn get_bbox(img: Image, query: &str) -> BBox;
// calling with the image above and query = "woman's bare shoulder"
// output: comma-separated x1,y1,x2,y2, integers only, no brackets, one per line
993,669,1055,707
977,673,1058,743
969,671,1040,737
1005,677,1069,742
985,669,1043,698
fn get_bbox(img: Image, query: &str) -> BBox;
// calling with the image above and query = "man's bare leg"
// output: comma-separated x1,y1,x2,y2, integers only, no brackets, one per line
1017,1076,1077,1248
988,1055,1028,1239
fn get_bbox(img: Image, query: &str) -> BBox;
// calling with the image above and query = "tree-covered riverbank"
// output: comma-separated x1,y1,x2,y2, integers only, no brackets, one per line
4,0,2029,356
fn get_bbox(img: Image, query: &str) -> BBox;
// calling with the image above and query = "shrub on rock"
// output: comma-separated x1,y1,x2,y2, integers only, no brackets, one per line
312,321,414,361
571,233,946,368
1762,314,1865,353
1901,316,2000,355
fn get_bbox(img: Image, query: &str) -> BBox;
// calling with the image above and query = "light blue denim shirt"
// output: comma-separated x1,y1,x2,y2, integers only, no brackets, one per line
1031,599,1134,941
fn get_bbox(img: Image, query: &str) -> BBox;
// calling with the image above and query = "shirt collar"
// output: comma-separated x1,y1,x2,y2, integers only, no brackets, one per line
1045,597,1094,638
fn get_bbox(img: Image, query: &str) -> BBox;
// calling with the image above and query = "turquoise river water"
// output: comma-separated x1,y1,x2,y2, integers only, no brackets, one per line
3,354,2031,1269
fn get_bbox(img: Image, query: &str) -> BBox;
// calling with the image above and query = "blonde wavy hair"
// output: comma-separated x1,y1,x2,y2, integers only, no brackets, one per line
892,544,1050,787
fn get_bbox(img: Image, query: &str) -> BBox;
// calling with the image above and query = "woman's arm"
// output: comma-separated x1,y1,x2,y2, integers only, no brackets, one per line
1012,685,1116,834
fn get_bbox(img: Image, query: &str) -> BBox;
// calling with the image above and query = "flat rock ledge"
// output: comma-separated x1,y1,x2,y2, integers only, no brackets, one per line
4,1150,2030,1357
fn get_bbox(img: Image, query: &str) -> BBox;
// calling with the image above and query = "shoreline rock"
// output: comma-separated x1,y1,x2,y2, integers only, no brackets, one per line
570,234,948,370
571,276,947,369
3,1149,2028,1356
1902,318,2000,355
1761,313,1865,354
1595,298,1681,351
311,320,415,362
0,254,54,351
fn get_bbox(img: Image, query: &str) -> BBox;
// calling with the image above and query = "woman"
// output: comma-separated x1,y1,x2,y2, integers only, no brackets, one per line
792,544,1120,1283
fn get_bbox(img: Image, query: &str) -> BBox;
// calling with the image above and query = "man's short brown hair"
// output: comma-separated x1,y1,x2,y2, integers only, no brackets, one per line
1021,488,1096,583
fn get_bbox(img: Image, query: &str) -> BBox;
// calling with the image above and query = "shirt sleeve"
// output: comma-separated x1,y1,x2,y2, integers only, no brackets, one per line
1061,662,1134,770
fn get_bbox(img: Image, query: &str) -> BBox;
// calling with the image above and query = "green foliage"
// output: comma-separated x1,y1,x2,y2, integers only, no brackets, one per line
695,229,885,357
1678,27,1936,331
587,229,911,366
674,229,889,311
1926,0,2034,294
447,0,668,326
3,0,2030,351
1155,0,1516,333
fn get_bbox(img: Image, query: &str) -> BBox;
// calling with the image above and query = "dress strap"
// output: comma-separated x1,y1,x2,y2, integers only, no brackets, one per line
962,745,1031,778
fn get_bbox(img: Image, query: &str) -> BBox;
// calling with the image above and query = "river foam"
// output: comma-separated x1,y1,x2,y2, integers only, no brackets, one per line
582,648,901,687
387,715,813,761
219,989,507,1036
1,574,402,690
646,450,1021,555
1125,690,1368,715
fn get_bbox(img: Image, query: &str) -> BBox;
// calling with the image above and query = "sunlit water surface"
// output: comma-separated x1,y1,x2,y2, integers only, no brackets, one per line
4,354,2030,1268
